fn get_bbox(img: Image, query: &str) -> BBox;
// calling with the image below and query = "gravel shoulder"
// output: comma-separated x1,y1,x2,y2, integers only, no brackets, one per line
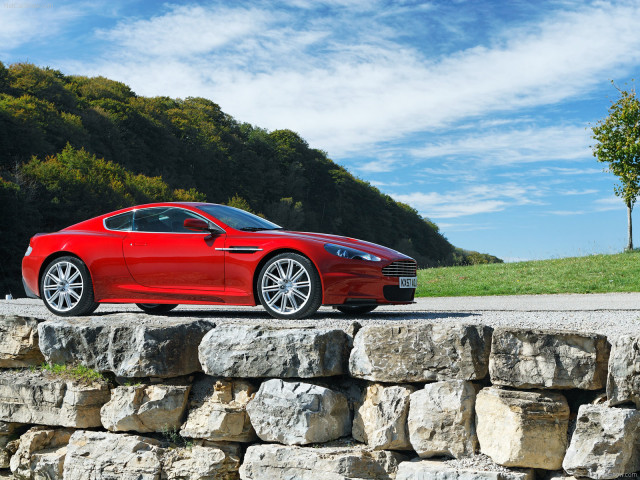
2,293,639,339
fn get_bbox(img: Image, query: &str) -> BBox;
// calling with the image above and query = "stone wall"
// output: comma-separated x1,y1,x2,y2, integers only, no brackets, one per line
0,314,639,479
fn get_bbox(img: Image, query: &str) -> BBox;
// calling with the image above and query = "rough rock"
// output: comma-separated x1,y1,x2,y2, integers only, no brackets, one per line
546,473,580,480
239,442,405,480
475,387,569,469
489,328,610,389
1,422,21,469
63,430,164,480
562,404,640,479
10,426,73,480
180,376,256,443
162,441,241,480
38,316,215,378
408,380,478,459
396,459,535,480
349,324,492,382
198,325,350,378
0,316,44,368
101,384,190,433
0,371,109,428
606,335,640,408
246,379,350,445
352,383,414,450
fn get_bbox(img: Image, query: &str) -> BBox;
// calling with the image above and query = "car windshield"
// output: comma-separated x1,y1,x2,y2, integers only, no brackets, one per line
197,204,282,231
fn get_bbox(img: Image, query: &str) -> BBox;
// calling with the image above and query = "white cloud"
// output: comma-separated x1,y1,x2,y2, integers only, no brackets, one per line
594,196,624,212
498,166,604,178
410,125,591,166
562,189,599,195
66,1,640,156
96,5,275,58
0,2,89,53
548,209,588,215
392,184,544,218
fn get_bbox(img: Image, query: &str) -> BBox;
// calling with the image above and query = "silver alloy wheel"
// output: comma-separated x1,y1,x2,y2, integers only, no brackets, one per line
43,261,84,312
260,258,311,315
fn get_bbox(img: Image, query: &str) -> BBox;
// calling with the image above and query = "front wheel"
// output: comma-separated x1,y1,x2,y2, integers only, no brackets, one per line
257,253,322,319
41,256,98,316
136,304,178,314
336,305,377,315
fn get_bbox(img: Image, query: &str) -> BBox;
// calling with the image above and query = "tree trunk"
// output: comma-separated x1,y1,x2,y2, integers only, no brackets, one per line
627,201,634,251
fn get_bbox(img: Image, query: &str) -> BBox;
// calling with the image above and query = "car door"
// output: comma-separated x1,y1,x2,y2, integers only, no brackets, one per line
122,207,226,290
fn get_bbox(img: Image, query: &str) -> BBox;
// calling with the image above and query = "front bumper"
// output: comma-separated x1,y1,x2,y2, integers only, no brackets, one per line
321,258,416,305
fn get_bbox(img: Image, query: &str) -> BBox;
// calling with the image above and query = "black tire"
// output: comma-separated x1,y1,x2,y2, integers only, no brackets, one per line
136,303,178,314
257,252,322,319
336,305,377,315
40,256,98,316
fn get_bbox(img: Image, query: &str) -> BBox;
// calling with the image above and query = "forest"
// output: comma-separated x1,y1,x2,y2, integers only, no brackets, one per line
0,62,500,296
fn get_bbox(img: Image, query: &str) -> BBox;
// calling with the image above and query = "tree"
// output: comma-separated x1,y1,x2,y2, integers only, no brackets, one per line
592,82,640,251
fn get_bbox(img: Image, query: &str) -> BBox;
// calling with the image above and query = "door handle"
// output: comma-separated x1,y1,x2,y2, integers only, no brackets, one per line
130,243,147,247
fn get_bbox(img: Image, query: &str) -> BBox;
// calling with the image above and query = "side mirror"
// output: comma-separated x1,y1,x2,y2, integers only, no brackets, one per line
184,218,214,232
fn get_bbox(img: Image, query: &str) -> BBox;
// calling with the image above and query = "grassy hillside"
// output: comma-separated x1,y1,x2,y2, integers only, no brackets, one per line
417,251,640,297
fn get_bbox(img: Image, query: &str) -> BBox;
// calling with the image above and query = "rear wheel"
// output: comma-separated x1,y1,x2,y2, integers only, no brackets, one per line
41,256,98,316
257,253,322,319
136,304,178,314
336,305,377,315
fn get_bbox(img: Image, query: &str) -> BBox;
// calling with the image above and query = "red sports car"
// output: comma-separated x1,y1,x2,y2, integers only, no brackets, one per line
21,203,417,319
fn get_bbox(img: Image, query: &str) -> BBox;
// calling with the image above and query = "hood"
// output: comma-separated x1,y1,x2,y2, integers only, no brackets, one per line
262,230,413,261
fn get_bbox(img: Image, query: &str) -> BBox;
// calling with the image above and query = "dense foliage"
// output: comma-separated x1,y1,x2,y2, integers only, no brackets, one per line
0,62,498,296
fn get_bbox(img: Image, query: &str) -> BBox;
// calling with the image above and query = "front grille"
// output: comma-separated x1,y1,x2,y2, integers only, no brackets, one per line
382,260,417,277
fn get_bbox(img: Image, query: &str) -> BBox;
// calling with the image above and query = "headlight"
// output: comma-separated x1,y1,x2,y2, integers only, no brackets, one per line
324,243,381,262
25,246,32,256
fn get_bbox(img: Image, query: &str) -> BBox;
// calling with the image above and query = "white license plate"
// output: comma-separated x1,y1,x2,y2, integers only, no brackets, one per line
399,277,417,288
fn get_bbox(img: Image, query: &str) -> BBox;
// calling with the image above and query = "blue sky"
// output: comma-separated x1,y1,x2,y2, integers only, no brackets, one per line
2,0,640,261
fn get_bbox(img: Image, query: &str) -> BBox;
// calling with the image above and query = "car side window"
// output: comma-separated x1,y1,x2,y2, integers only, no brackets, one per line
133,207,207,233
104,212,133,231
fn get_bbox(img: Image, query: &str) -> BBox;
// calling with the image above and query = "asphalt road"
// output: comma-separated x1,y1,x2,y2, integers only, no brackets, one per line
2,293,639,338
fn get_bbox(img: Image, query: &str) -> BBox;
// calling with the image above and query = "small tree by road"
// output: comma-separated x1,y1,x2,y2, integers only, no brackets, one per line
591,82,640,251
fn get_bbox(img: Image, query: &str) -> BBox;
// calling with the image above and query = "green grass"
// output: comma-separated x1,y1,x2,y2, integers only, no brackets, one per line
417,250,640,297
31,363,107,384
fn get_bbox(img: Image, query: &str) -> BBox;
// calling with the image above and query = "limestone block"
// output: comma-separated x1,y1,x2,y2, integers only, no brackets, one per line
408,380,478,459
607,335,640,408
0,371,109,428
246,379,350,445
198,325,350,378
349,324,492,382
475,387,569,469
489,328,610,389
0,316,44,368
101,384,190,433
352,383,414,450
180,376,256,442
38,316,215,378
239,442,405,480
396,459,535,480
162,441,241,480
562,404,640,479
63,430,164,480
10,426,73,480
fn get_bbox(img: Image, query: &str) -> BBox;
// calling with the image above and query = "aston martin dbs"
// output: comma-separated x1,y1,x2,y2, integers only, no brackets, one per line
21,203,417,319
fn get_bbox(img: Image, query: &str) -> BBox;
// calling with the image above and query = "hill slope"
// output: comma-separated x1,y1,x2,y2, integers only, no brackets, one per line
417,251,640,297
0,62,496,296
